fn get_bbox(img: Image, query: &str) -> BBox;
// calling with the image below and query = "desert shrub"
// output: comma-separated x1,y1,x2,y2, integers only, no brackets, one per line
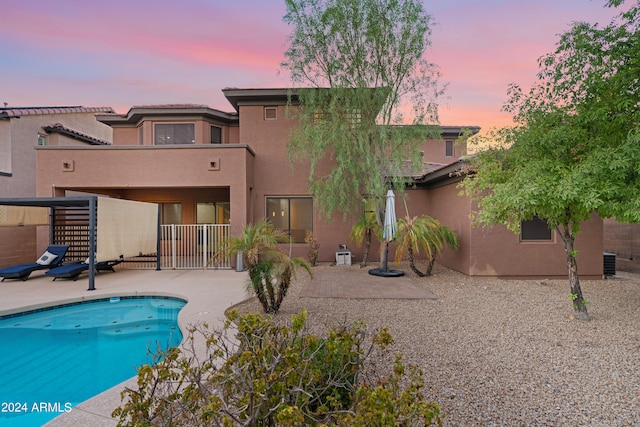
113,310,441,427
305,231,320,267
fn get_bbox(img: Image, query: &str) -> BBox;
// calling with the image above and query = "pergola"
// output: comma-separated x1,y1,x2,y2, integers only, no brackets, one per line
0,197,160,291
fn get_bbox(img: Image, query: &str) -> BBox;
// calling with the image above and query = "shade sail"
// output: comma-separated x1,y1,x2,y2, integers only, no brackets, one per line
0,206,49,226
97,197,158,261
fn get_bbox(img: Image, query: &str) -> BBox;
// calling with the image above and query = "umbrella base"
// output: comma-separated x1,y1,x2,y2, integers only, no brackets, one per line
368,268,405,277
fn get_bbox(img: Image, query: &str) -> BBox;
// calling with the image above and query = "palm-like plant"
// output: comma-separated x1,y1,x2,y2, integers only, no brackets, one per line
350,210,380,268
219,219,311,313
394,215,459,277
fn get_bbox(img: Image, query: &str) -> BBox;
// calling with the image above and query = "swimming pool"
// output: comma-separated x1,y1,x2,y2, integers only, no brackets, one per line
0,296,185,427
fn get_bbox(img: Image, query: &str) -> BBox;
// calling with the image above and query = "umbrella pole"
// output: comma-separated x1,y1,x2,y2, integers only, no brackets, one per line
383,241,389,272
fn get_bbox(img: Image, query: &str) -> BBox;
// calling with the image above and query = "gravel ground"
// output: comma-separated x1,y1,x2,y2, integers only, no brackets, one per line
234,262,640,426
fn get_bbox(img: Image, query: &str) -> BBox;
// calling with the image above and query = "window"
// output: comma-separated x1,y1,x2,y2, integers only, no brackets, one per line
264,107,277,120
445,140,454,157
196,202,230,224
346,109,362,124
37,134,47,146
313,109,361,126
161,203,182,225
210,126,222,144
521,216,553,241
313,111,328,124
266,197,313,243
154,123,195,145
161,203,182,240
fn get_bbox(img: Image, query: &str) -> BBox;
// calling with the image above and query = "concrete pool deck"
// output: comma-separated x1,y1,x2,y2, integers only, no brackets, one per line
0,268,248,427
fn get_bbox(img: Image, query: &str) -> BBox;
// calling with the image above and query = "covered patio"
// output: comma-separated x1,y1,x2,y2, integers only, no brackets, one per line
0,196,159,291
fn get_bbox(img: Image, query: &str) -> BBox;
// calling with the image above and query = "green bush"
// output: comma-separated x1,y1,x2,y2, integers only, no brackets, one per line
112,310,441,427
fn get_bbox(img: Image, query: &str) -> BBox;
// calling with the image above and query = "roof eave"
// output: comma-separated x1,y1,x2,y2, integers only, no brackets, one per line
412,157,473,189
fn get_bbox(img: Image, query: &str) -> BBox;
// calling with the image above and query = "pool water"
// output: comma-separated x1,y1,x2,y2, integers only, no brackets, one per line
0,296,185,427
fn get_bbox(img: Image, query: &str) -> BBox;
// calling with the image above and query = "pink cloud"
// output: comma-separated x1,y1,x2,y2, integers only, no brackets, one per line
0,0,628,132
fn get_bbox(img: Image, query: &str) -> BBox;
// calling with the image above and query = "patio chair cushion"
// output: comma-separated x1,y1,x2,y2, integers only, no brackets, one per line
36,251,58,265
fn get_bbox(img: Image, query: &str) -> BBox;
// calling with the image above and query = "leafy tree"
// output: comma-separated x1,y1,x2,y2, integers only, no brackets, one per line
218,220,311,314
394,214,459,277
463,1,640,321
281,0,444,267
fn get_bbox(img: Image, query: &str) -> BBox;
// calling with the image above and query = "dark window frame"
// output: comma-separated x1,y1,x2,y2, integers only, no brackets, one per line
210,125,222,144
521,216,553,241
445,139,454,157
265,197,313,243
154,123,195,145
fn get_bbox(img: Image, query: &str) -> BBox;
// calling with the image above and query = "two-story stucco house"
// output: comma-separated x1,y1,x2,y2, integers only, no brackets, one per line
30,89,604,278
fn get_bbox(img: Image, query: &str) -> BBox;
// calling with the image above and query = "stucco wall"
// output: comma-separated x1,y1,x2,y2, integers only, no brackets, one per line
238,104,361,261
36,145,254,234
111,118,238,146
403,182,604,279
603,218,640,273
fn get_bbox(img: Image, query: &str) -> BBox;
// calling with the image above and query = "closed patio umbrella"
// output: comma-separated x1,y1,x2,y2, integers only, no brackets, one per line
382,189,397,243
369,188,404,277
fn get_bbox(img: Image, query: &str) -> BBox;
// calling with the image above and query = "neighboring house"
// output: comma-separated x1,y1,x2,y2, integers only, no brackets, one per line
31,90,605,278
0,106,113,267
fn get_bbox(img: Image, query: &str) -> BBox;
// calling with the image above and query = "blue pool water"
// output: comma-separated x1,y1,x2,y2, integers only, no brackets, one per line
0,296,185,427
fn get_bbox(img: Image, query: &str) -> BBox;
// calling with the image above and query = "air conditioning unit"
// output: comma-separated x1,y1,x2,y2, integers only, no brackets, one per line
603,253,616,276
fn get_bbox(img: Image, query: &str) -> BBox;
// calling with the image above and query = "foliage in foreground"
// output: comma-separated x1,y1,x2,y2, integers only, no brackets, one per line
113,310,441,427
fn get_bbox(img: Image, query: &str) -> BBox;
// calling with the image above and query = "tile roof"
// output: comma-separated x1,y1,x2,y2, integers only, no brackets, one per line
0,106,114,119
43,123,111,145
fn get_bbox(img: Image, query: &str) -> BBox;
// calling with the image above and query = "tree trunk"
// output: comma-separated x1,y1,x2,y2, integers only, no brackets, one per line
426,254,436,276
360,228,371,268
558,224,589,321
408,246,426,277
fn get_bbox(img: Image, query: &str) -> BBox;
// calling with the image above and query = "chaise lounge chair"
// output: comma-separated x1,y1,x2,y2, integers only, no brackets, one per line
46,259,122,281
0,245,70,281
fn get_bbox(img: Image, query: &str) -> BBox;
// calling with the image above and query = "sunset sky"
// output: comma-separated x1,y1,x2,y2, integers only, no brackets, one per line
0,0,623,132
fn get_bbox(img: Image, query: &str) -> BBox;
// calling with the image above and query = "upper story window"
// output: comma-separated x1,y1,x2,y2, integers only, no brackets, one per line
521,216,553,241
264,107,277,121
346,109,362,124
445,140,454,157
211,126,222,144
37,134,47,146
154,123,195,145
312,109,361,127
